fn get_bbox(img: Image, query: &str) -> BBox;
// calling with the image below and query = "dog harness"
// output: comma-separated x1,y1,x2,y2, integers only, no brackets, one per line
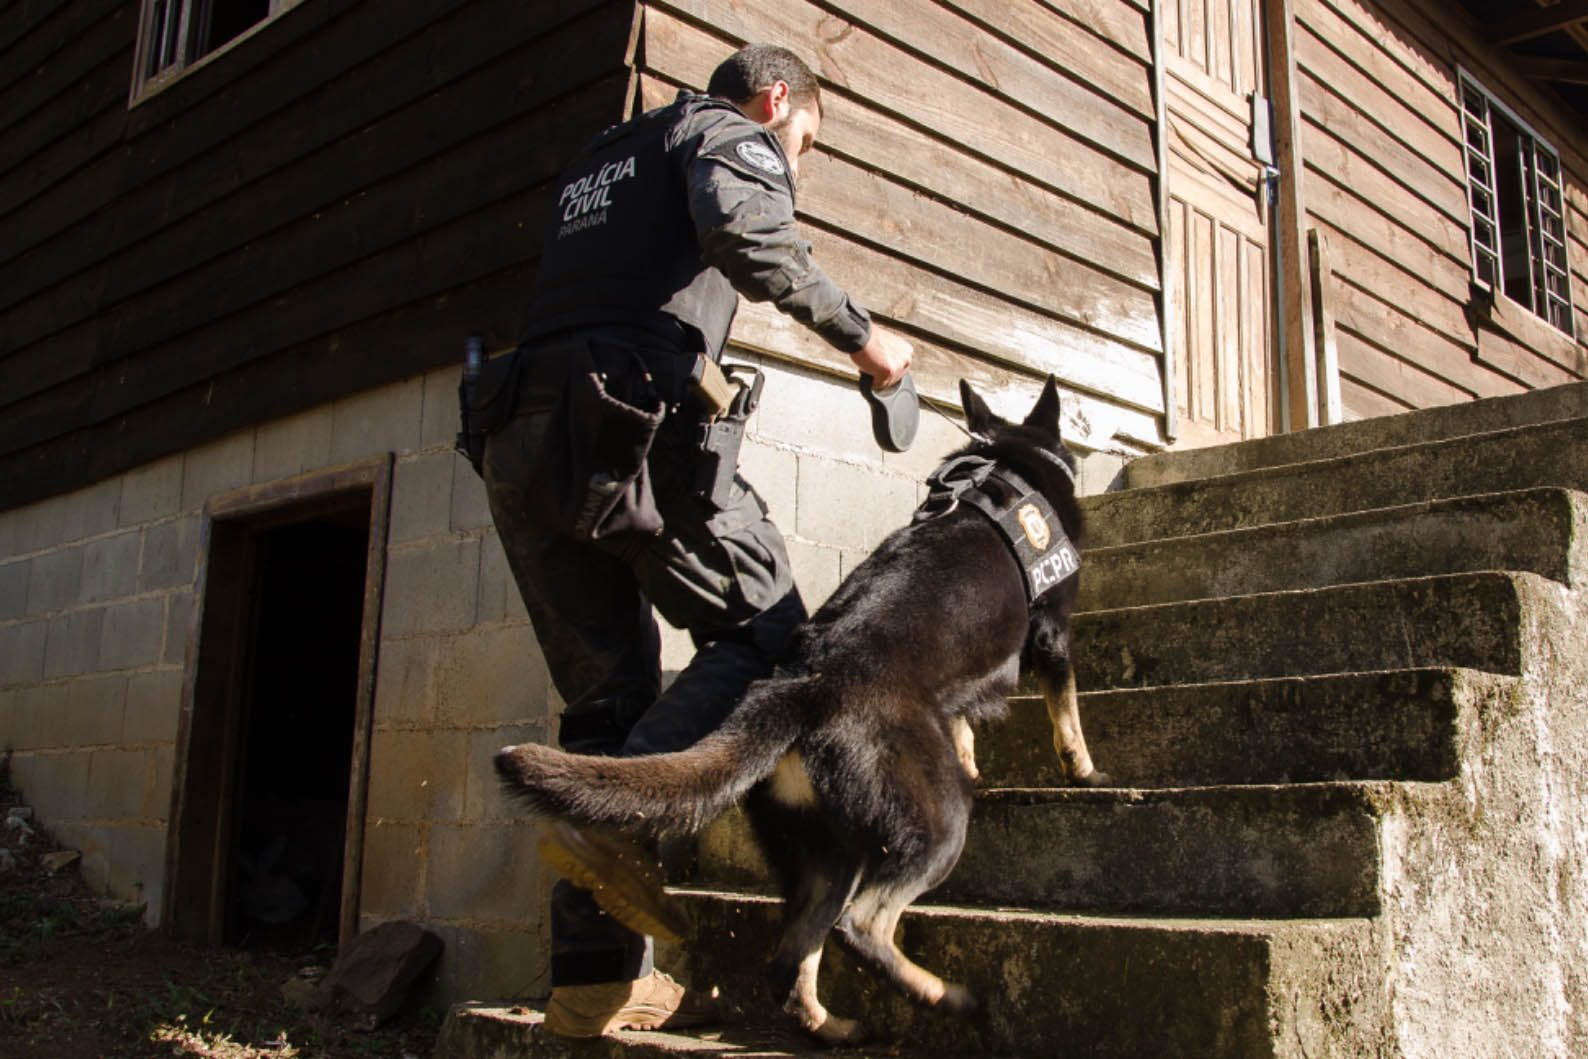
913,452,1080,601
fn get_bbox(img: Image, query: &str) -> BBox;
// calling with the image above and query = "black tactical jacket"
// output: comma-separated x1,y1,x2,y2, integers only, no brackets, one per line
521,90,872,359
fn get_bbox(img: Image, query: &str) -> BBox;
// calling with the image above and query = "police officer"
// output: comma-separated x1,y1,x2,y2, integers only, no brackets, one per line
482,44,912,1036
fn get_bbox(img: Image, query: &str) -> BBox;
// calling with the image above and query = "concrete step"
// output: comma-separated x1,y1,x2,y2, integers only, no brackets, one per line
692,783,1389,919
1073,570,1527,690
1077,486,1587,611
434,1004,877,1057
977,668,1512,790
1083,414,1588,548
667,891,1386,1057
1123,380,1588,488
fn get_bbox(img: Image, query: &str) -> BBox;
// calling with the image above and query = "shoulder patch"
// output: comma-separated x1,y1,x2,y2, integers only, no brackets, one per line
734,139,786,176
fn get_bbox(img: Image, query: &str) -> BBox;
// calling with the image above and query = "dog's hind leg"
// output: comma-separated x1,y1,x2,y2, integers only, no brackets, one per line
950,716,978,781
836,882,977,1017
766,867,865,1045
1042,668,1111,787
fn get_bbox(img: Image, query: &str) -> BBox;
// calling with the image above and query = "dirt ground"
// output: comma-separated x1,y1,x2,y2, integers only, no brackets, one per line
0,764,441,1059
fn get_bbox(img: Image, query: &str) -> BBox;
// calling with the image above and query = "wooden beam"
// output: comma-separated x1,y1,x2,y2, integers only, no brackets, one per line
1152,0,1178,442
1492,0,1588,47
1265,0,1319,431
1520,56,1588,85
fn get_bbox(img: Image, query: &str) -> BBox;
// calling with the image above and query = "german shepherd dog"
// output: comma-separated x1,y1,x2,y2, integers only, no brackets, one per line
495,377,1108,1042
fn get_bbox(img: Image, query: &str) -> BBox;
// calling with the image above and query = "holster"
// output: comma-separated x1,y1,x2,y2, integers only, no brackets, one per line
456,349,524,476
522,339,667,541
693,365,764,509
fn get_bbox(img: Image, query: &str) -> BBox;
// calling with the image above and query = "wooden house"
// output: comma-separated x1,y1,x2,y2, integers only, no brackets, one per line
0,0,1583,1000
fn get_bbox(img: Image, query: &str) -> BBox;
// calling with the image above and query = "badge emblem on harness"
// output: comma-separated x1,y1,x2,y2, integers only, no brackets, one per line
1017,504,1051,551
735,140,786,175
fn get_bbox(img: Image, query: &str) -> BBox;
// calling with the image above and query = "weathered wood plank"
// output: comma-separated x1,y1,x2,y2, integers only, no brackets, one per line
1339,372,1412,419
938,0,1153,116
1331,326,1474,409
0,0,115,77
0,3,632,365
1474,327,1582,391
1330,278,1519,400
1308,216,1470,351
0,66,127,222
1293,17,1462,187
647,0,1157,230
1035,0,1152,61
822,0,1154,163
641,20,1157,287
729,299,1164,452
0,0,129,134
799,150,1161,352
798,229,1165,413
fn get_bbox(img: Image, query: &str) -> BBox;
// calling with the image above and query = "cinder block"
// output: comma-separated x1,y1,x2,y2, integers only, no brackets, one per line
463,725,551,822
0,688,13,747
148,745,172,819
8,749,90,818
0,561,28,621
451,462,492,533
252,407,333,483
476,532,529,626
124,669,183,744
372,635,440,726
431,626,550,727
786,538,843,610
139,516,200,591
794,454,919,552
426,820,544,922
746,362,880,463
0,619,49,685
420,366,464,450
358,820,427,920
44,609,103,679
9,495,66,555
60,478,123,542
119,454,184,526
367,728,468,822
737,440,797,534
163,592,192,666
329,377,425,464
80,531,141,603
388,452,456,544
85,748,147,819
6,685,61,751
181,431,255,512
108,825,166,918
381,538,481,638
69,824,112,891
416,921,548,1007
26,546,83,616
58,675,127,747
99,598,165,671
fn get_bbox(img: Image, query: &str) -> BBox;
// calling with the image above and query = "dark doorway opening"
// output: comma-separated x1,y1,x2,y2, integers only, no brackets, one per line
227,514,367,949
166,459,392,954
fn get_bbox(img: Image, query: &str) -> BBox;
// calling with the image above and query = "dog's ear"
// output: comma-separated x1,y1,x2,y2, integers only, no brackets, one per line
1023,375,1063,439
959,379,999,436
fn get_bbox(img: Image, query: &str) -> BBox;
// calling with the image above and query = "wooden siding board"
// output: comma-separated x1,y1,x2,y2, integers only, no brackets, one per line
0,71,128,222
1310,216,1470,347
0,1,130,137
1034,0,1152,61
1330,278,1521,399
0,74,622,450
0,2,633,374
0,0,123,85
640,13,1159,287
649,0,1156,231
1333,328,1472,409
937,0,1153,117
1339,372,1412,418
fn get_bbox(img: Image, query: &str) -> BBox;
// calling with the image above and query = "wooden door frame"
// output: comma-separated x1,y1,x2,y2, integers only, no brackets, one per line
162,455,393,950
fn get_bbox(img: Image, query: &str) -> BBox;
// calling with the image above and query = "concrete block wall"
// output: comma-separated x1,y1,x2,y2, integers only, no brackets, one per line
0,348,1124,1004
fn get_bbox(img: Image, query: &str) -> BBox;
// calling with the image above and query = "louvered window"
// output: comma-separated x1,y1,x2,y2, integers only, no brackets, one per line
1460,72,1574,335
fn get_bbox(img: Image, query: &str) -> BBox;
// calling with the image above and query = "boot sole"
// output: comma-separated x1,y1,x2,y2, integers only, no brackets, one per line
537,828,688,942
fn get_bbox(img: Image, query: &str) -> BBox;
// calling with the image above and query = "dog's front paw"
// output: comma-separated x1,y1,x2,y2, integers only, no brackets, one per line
803,1010,865,1045
1071,769,1113,788
936,982,979,1018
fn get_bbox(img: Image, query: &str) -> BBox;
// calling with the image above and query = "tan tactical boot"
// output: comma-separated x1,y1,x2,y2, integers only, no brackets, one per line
543,970,722,1037
536,820,690,942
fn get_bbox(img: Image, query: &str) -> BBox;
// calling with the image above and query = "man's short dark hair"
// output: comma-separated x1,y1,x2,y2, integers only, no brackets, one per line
707,44,822,116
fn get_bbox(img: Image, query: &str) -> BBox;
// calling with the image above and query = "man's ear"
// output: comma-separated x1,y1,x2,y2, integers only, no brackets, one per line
959,379,999,436
1023,375,1063,439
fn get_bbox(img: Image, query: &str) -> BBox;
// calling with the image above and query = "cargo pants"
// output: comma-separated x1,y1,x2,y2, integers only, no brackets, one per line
481,342,806,987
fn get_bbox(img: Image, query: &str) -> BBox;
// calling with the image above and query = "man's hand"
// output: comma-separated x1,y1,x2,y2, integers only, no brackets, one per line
851,324,913,389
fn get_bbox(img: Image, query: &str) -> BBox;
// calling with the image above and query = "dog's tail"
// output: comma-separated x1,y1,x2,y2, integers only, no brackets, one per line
492,674,817,835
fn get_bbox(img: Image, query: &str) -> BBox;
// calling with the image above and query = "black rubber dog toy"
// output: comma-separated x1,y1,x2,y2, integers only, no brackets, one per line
860,371,920,453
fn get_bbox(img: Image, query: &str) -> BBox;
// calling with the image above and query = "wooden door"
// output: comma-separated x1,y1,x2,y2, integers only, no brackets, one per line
1162,0,1279,446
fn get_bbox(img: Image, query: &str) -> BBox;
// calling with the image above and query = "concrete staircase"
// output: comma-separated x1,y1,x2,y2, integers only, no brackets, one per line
437,382,1588,1057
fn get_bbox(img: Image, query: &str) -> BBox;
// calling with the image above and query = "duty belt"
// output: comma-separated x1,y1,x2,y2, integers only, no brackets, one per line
913,454,1079,601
